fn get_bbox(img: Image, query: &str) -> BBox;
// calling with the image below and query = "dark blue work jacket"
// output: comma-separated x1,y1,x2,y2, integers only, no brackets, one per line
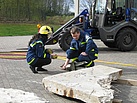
26,39,50,65
67,31,98,60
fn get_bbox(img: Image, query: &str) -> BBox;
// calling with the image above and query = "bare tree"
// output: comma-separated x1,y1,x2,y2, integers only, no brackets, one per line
0,0,73,21
80,0,92,13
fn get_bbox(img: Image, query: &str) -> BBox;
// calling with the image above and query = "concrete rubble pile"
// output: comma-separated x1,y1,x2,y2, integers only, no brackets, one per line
42,65,122,103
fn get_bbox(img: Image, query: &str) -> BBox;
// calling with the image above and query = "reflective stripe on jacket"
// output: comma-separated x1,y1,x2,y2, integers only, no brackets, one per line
26,39,50,65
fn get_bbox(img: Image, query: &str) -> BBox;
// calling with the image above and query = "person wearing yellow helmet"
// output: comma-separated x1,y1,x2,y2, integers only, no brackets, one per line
39,25,52,34
26,25,57,73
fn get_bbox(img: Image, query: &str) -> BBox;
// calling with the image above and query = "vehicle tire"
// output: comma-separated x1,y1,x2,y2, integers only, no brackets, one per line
58,30,72,51
116,28,137,51
103,42,116,48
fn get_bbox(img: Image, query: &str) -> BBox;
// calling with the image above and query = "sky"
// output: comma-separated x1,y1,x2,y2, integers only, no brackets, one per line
69,0,91,13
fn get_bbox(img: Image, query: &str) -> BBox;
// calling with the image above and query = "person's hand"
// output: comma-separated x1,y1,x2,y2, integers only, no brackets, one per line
62,65,67,70
60,58,70,70
60,63,67,70
81,52,87,56
46,48,53,54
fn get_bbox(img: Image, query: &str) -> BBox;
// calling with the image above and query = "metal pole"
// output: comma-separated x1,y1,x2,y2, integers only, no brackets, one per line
74,0,80,17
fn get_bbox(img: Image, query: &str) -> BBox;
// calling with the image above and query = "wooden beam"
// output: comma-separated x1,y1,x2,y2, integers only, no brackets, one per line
114,79,137,86
113,99,123,103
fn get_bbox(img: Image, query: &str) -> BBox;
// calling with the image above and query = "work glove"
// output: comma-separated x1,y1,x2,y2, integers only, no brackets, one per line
46,48,53,54
51,54,58,59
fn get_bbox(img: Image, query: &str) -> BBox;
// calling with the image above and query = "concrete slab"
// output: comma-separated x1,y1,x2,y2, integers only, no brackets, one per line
42,65,122,103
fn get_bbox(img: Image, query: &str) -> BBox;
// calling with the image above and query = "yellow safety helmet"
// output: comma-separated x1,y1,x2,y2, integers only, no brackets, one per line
39,25,52,35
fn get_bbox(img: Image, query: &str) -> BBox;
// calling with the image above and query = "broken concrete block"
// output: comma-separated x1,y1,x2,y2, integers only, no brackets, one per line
42,65,122,103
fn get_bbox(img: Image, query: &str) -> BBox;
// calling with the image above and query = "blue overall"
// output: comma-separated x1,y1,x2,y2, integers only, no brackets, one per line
26,39,51,67
66,31,98,67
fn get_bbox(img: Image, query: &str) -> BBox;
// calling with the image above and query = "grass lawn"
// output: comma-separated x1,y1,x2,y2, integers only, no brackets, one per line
0,16,73,36
0,23,61,36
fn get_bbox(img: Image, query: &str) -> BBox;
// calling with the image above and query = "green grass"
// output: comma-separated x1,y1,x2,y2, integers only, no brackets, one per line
0,23,61,36
0,16,73,36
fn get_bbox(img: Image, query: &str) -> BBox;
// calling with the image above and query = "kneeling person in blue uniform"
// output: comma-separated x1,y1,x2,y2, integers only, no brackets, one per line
26,26,57,73
61,26,98,70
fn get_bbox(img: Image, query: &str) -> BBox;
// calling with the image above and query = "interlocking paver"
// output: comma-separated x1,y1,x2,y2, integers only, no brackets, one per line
0,36,137,103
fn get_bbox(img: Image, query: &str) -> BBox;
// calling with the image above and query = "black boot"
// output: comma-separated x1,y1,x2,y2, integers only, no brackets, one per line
29,66,38,73
37,67,48,71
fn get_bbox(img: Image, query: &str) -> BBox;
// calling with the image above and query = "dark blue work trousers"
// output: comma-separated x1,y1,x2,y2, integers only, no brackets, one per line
66,49,94,67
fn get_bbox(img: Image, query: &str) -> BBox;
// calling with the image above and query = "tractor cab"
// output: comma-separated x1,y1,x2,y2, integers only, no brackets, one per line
92,0,137,27
91,0,137,51
92,0,126,27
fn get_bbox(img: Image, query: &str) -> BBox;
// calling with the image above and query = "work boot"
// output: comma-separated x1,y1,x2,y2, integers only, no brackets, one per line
85,61,94,67
29,66,38,73
75,61,88,67
37,67,48,71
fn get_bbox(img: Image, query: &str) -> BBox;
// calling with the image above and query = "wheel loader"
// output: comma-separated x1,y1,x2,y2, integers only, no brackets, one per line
45,0,137,51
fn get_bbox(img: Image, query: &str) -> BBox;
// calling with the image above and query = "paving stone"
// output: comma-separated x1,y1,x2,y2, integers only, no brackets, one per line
42,65,122,103
0,36,137,103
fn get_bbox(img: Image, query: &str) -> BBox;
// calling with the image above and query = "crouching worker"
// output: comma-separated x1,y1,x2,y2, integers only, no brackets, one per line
61,26,98,70
26,25,57,73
